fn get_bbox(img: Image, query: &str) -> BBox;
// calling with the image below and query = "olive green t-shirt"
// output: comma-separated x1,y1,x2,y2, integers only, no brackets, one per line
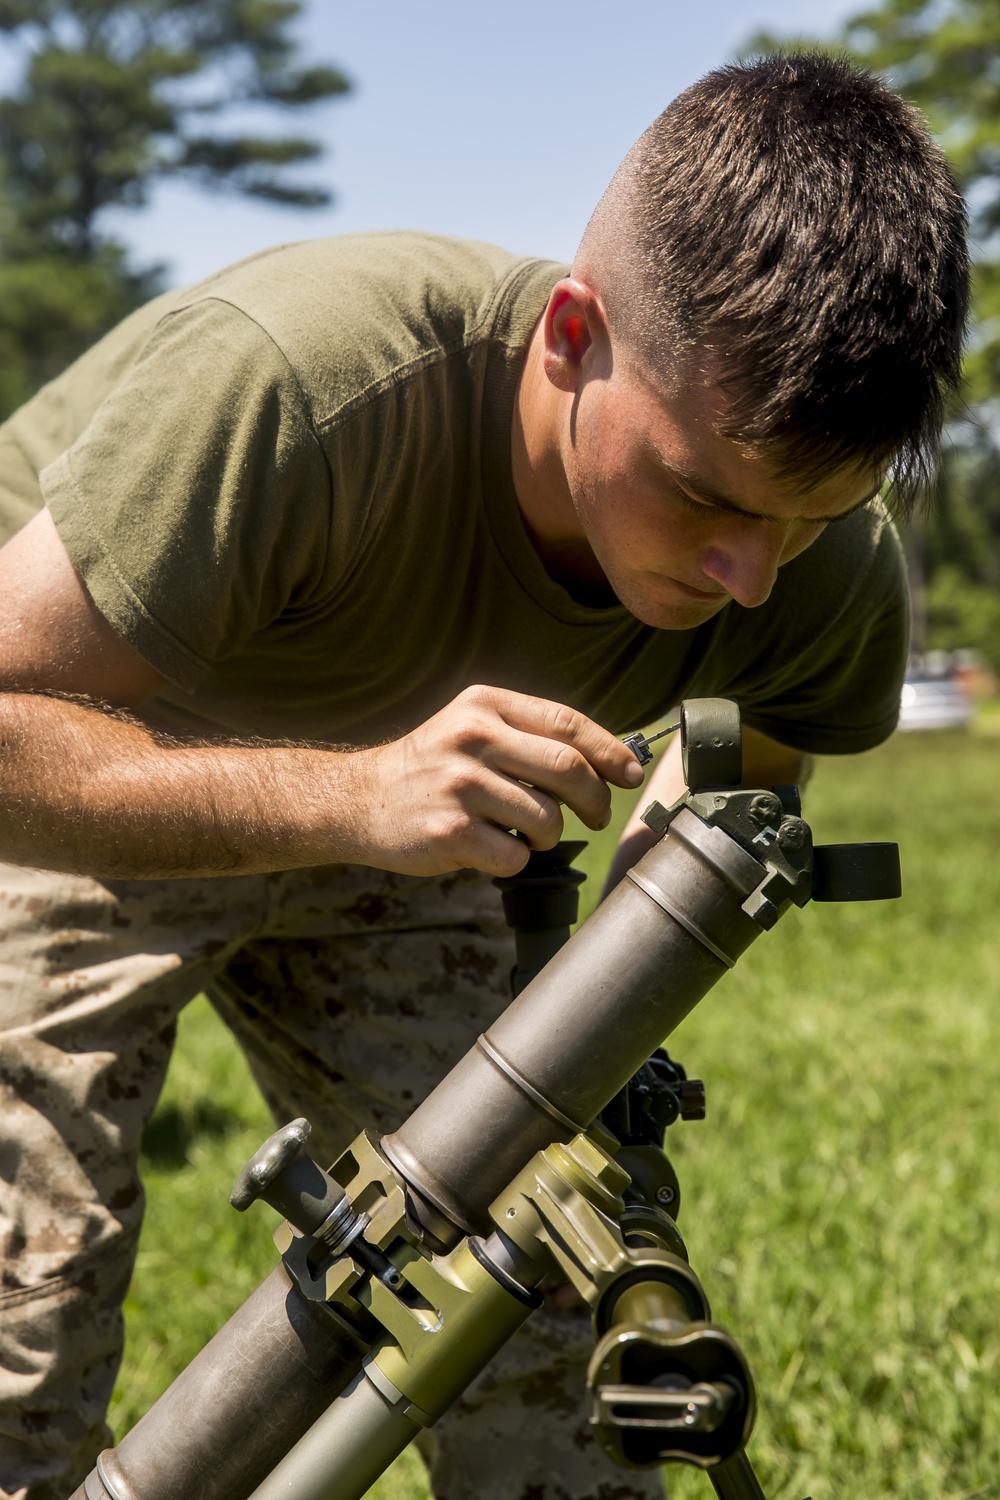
0,232,907,753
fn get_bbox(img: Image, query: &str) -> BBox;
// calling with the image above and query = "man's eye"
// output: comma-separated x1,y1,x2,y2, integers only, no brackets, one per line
676,488,714,513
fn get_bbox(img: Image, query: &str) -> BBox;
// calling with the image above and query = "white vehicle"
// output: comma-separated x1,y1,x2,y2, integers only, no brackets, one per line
898,652,974,731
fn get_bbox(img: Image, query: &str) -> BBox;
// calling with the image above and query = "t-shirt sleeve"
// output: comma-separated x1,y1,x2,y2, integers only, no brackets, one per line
40,297,332,691
689,505,910,755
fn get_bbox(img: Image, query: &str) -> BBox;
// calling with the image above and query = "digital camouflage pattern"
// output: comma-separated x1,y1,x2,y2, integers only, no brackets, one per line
0,861,663,1500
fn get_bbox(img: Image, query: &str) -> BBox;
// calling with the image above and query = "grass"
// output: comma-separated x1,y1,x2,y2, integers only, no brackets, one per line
113,726,1000,1500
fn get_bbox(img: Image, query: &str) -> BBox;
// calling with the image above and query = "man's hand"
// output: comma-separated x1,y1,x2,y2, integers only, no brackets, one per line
354,685,645,878
0,513,642,880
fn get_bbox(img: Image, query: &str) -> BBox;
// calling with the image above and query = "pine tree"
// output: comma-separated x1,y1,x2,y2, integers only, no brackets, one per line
835,2,1000,661
0,0,349,416
835,0,1000,403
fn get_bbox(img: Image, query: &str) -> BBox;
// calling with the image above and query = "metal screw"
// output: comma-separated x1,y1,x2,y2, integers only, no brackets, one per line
622,723,678,765
749,792,782,827
777,817,807,852
655,1184,677,1207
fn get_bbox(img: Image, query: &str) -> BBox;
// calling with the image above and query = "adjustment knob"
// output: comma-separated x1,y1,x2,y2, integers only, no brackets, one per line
676,1079,707,1121
231,1117,345,1234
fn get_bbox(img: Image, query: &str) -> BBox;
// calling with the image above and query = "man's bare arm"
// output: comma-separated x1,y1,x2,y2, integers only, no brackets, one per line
0,511,643,880
602,723,812,897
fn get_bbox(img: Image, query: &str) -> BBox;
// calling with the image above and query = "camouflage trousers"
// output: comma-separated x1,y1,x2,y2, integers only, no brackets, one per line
0,859,662,1500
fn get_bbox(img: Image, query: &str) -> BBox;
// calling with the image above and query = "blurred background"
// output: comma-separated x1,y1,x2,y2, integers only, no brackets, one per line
2,4,997,1499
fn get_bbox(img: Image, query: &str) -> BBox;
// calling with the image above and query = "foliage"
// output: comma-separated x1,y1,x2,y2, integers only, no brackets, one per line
0,251,156,416
840,0,1000,665
917,417,1000,662
834,0,1000,404
0,1,349,417
119,731,1000,1499
924,561,1000,662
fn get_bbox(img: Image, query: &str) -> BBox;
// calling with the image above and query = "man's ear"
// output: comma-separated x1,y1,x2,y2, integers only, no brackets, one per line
541,278,611,393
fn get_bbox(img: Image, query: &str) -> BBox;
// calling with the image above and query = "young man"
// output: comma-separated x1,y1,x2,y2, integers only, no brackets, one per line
0,53,967,1500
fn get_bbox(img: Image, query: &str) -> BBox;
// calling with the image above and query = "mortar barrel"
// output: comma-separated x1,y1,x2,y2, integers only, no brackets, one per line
67,1266,367,1500
383,809,766,1232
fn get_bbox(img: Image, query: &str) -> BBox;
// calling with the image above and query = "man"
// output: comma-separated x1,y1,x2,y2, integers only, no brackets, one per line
0,52,967,1500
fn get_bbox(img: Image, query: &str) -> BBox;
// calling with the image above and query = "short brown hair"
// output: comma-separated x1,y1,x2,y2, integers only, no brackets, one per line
580,53,969,510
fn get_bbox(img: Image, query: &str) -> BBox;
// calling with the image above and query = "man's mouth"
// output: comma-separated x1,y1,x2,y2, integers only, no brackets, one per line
667,577,729,602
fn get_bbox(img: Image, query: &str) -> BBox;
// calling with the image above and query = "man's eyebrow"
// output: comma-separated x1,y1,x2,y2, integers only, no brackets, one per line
667,463,882,523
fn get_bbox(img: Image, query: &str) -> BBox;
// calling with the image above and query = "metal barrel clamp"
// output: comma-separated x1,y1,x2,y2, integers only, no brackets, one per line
70,699,900,1500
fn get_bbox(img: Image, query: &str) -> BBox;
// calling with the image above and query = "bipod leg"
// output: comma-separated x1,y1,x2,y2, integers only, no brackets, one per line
708,1450,768,1500
708,1451,814,1500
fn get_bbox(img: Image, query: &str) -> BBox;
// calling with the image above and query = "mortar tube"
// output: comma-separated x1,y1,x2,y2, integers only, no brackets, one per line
67,1266,369,1500
383,808,769,1233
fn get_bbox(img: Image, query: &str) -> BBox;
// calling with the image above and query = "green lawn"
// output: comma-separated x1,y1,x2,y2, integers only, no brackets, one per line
113,727,1000,1500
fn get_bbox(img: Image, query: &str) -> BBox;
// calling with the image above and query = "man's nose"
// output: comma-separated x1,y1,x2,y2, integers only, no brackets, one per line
700,527,786,609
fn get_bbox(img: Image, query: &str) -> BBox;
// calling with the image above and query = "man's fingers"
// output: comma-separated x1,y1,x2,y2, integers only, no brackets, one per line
462,824,534,878
475,687,645,791
469,775,565,848
489,733,612,830
430,796,554,877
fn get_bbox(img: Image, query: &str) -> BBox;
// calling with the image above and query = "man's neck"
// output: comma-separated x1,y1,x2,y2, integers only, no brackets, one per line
510,321,612,597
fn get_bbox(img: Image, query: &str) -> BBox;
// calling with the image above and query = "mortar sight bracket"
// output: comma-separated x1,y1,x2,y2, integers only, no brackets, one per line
635,698,901,927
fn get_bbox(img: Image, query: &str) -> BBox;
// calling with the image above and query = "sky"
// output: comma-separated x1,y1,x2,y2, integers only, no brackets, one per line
98,0,863,289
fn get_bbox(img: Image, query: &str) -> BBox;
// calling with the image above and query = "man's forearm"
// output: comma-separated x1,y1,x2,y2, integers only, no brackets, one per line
0,692,371,879
0,684,647,883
